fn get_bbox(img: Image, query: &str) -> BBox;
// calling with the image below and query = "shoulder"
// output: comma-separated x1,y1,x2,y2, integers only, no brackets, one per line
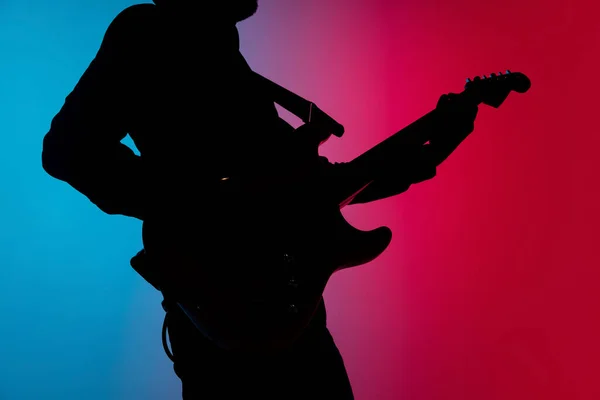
111,3,159,27
102,4,160,48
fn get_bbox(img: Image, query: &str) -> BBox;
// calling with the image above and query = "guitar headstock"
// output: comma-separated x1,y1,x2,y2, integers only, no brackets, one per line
464,70,531,108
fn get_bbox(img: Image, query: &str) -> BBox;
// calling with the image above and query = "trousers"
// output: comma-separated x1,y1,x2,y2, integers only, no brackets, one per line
164,299,355,399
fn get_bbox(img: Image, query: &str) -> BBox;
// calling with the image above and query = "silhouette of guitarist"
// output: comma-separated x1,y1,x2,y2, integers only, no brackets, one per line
41,1,477,398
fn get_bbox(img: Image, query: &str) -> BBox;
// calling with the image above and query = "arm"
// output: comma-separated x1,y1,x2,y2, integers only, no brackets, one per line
346,93,478,205
346,144,437,205
347,130,472,205
41,5,152,220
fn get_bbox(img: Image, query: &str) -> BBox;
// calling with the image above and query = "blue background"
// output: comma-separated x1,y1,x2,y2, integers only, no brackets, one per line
0,2,176,399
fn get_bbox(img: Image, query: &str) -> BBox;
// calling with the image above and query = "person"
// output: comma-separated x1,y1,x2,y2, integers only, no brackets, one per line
41,1,478,398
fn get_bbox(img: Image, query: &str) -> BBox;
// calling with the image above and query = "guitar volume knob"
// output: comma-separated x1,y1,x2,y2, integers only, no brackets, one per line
287,304,299,313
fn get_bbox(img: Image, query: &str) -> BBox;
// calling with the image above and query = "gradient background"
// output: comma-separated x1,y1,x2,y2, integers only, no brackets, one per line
1,0,598,399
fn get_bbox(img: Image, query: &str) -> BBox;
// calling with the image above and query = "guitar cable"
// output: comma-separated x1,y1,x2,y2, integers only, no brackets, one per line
161,299,176,362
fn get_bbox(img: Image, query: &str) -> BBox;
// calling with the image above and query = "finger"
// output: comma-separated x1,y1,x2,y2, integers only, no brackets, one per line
437,93,461,109
437,94,449,107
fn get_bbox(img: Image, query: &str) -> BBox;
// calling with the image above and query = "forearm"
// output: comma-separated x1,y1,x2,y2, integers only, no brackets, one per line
42,133,147,220
347,144,437,205
41,5,154,220
421,124,471,168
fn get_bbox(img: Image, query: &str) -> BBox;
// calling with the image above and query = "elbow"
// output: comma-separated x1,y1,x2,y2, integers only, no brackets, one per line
41,132,73,181
41,147,60,179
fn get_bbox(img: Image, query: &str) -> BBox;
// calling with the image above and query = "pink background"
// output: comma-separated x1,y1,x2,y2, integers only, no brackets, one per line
240,1,599,398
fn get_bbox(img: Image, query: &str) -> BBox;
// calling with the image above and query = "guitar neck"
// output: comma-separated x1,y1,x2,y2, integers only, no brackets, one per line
334,108,439,206
336,88,486,206
351,87,483,171
352,108,438,170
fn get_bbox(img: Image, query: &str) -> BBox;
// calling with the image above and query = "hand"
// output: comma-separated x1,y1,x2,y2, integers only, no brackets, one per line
423,93,479,167
435,92,478,138
293,122,332,147
410,144,438,183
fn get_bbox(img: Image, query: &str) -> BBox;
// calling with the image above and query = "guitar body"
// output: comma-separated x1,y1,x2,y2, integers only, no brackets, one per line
141,153,392,353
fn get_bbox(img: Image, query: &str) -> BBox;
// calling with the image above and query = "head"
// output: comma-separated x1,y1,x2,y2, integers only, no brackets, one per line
222,0,259,23
156,0,259,24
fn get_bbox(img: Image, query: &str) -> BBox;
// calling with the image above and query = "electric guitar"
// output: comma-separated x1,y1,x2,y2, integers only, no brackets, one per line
135,70,531,353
